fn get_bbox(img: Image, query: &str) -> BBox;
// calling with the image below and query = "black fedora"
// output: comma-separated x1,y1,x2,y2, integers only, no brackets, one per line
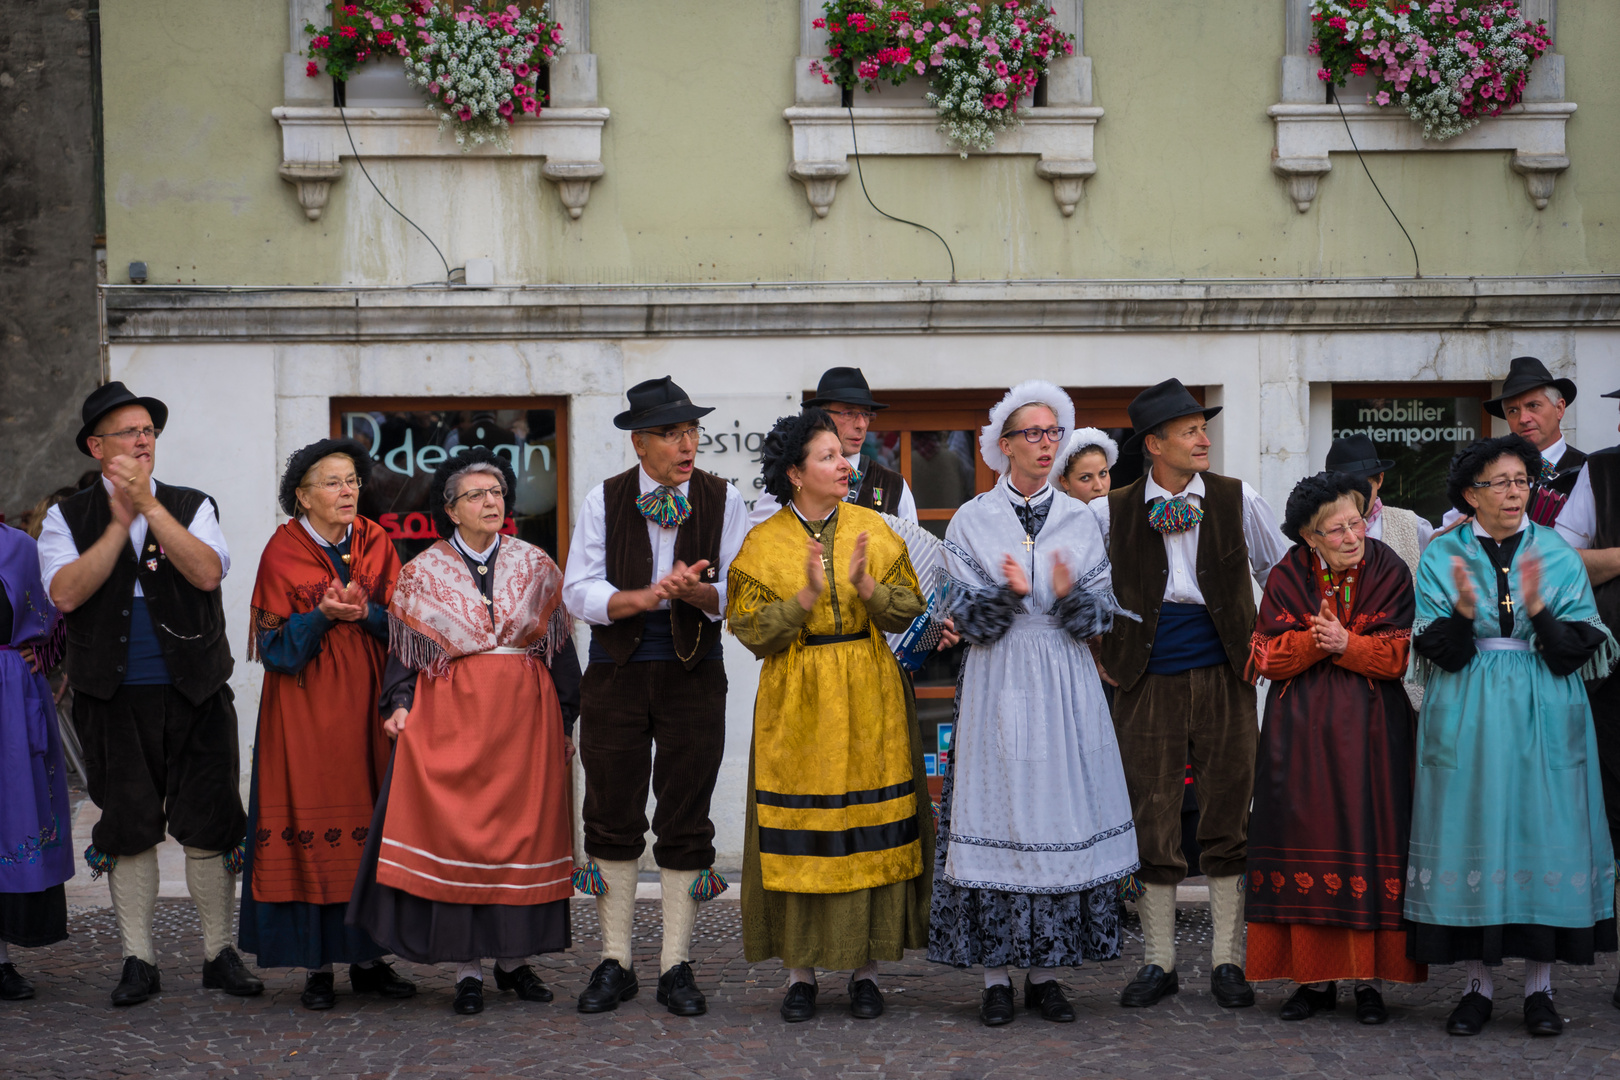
803,367,889,411
1325,433,1394,479
1604,387,1620,400
613,376,714,431
75,381,169,456
1121,379,1221,454
1484,356,1576,418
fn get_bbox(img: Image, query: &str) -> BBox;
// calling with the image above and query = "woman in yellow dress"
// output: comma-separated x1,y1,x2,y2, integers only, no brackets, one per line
729,409,930,1024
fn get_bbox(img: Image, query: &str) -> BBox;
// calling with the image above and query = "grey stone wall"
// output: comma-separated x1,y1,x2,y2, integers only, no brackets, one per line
0,1,101,525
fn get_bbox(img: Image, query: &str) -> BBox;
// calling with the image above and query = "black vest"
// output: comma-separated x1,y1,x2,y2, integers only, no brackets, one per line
853,461,904,517
1584,449,1620,649
58,482,233,704
590,468,727,669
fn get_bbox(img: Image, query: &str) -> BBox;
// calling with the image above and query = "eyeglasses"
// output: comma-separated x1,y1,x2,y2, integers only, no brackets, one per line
823,408,878,422
1314,519,1368,543
1006,426,1067,444
449,484,507,508
303,477,362,495
642,425,704,446
1471,476,1532,494
93,425,160,442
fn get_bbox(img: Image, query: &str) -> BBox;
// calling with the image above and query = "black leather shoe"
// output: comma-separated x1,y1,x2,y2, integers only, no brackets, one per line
980,982,1016,1026
577,959,638,1013
1119,964,1179,1008
0,963,35,1001
110,956,161,1006
350,960,417,999
452,976,484,1015
656,961,706,1016
1524,991,1563,1037
1355,984,1389,1025
494,963,554,1003
780,980,817,1023
1211,963,1256,1008
201,947,264,997
849,977,883,1019
1279,982,1336,1021
1446,991,1493,1036
300,971,336,1010
1024,975,1075,1022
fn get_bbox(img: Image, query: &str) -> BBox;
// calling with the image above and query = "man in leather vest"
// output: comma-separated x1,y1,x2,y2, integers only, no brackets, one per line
1552,382,1620,1011
36,383,259,1006
561,377,748,1018
1091,379,1289,1011
747,367,917,526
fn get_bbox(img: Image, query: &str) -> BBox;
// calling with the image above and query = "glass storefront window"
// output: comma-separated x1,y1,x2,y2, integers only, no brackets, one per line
1330,385,1488,525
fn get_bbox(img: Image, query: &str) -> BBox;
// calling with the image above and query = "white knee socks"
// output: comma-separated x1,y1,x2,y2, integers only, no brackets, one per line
1524,961,1553,997
1137,882,1178,972
659,867,698,975
455,959,483,983
984,966,1012,988
1465,961,1495,999
1028,967,1058,985
107,846,160,963
1208,874,1246,969
496,957,527,973
594,858,639,968
184,846,237,961
788,967,816,987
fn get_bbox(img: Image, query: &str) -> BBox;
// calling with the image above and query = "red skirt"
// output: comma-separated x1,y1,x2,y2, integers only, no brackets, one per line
1247,921,1427,984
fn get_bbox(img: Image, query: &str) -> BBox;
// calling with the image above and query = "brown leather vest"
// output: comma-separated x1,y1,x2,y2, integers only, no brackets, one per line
1098,471,1257,692
591,466,726,669
853,461,904,516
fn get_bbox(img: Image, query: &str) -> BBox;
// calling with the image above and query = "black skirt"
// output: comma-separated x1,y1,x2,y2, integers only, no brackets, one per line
0,885,68,948
1407,917,1618,966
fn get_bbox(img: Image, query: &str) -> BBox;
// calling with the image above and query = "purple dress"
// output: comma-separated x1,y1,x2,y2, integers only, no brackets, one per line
0,524,71,947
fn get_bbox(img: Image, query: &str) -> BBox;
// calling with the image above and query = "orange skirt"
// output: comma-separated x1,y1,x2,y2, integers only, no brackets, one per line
376,653,572,907
1246,922,1427,984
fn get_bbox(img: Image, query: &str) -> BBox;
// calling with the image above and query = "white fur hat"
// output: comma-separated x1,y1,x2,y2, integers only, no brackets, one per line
1056,427,1120,477
979,380,1076,476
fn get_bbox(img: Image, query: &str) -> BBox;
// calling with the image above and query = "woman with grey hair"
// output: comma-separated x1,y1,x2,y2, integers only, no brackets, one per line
348,447,582,1016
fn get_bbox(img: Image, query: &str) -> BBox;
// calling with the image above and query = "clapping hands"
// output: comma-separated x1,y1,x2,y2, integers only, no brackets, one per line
318,579,370,622
1307,597,1349,655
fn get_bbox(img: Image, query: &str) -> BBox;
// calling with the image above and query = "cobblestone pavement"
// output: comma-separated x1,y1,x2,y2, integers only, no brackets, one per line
4,901,1619,1079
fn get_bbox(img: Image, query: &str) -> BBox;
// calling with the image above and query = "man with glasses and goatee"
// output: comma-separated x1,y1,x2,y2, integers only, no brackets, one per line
562,377,748,1019
37,383,260,1006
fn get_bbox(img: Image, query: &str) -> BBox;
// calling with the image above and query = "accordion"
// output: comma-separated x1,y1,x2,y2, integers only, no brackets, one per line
879,513,955,672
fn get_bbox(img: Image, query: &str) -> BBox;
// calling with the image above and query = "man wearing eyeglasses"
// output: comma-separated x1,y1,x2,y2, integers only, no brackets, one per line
747,367,917,527
562,376,749,1019
36,383,258,1007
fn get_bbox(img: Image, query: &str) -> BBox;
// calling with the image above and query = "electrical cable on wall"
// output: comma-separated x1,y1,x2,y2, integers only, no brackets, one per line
846,107,957,283
340,107,455,285
1329,85,1422,280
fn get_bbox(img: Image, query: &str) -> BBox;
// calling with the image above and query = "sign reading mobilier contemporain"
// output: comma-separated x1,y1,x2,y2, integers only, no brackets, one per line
1331,395,1482,524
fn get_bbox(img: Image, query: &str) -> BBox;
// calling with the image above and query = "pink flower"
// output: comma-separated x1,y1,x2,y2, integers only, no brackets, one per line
995,60,1010,77
1350,61,1367,76
499,100,514,117
306,60,319,77
1318,67,1332,80
915,60,926,74
428,81,440,95
390,13,404,25
457,106,473,121
370,15,384,30
515,62,531,76
551,26,564,43
990,91,1009,108
522,96,539,114
1375,90,1391,104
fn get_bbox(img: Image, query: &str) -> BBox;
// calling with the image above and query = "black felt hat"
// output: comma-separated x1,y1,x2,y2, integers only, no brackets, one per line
1121,379,1221,454
613,377,715,431
1602,386,1620,400
75,382,169,456
1325,433,1395,479
802,367,890,411
428,446,518,541
278,438,373,518
1484,356,1576,418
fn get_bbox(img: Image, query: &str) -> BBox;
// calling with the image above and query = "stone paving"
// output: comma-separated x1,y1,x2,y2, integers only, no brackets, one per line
3,900,1620,1079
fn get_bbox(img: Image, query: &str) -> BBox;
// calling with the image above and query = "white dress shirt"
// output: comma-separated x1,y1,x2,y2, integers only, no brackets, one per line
1088,471,1289,604
1365,501,1437,554
563,466,749,627
1555,463,1600,550
748,453,918,527
38,475,232,598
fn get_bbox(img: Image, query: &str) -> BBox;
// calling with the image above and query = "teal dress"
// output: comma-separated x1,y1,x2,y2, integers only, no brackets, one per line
1406,520,1618,964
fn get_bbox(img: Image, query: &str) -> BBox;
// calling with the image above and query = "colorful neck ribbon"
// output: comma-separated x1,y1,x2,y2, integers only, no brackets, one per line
844,466,864,500
1148,495,1203,535
637,485,691,529
1539,456,1559,485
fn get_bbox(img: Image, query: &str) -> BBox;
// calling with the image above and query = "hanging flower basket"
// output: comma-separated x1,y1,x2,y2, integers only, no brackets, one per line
1310,1,1551,140
810,0,1076,155
305,1,566,148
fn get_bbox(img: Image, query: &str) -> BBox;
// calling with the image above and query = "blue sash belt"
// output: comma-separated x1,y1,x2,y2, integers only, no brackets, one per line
1146,602,1228,674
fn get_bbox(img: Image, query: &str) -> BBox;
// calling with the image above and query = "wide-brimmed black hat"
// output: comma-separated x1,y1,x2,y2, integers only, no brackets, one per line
1602,386,1620,400
1121,378,1221,454
613,376,714,431
278,438,373,518
1325,433,1395,479
75,381,169,456
1484,356,1576,418
802,367,889,411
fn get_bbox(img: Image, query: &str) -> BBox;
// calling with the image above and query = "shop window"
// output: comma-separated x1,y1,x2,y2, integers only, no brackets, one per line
1330,383,1490,525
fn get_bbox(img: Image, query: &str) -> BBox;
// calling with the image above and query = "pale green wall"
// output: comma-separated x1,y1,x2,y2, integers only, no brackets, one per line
103,0,1620,285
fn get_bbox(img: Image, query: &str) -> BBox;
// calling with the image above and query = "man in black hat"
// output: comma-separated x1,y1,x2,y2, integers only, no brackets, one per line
1479,356,1584,527
1552,383,1620,1009
36,383,260,1006
1325,433,1436,574
747,367,916,526
561,376,748,1018
1090,378,1289,1011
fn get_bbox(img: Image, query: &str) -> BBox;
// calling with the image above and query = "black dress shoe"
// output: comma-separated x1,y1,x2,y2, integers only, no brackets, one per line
1446,991,1493,1036
1211,963,1256,1008
201,947,264,997
1024,975,1075,1022
1119,964,1179,1008
848,977,883,1019
780,980,817,1023
1355,984,1389,1025
1279,982,1337,1021
1523,991,1563,1037
350,960,417,999
495,963,554,1003
656,961,706,1016
110,956,161,1006
300,971,336,1010
452,976,484,1015
980,982,1016,1026
0,962,35,1001
577,959,638,1013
